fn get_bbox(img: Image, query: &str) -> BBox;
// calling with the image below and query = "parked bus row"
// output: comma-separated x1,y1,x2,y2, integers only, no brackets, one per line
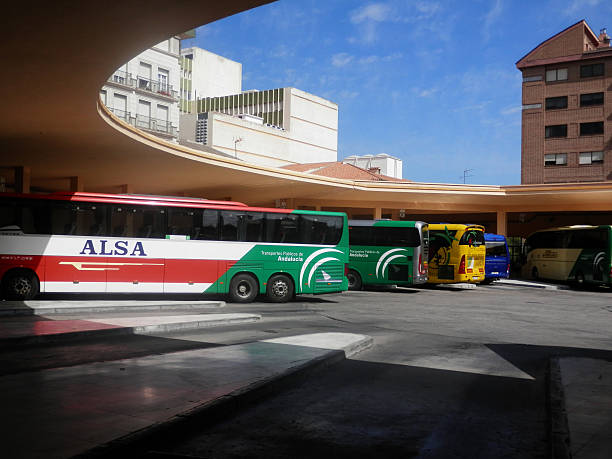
1,192,609,301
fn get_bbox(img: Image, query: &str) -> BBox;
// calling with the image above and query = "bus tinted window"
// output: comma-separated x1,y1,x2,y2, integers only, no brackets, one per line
197,209,219,240
459,229,485,246
349,226,371,246
567,229,608,250
51,201,77,235
376,227,420,247
265,214,300,243
168,207,200,237
111,205,165,238
485,241,507,257
220,210,240,241
74,203,108,236
302,215,343,244
243,212,264,242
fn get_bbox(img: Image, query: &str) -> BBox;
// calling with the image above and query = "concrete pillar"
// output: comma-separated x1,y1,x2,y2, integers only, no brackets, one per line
15,166,31,193
496,210,507,236
374,207,382,220
69,176,84,192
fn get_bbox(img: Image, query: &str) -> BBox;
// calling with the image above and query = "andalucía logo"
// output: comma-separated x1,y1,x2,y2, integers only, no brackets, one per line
375,248,408,278
299,248,344,291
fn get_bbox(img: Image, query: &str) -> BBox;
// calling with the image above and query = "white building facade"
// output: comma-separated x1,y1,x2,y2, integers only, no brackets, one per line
101,37,181,140
343,154,403,179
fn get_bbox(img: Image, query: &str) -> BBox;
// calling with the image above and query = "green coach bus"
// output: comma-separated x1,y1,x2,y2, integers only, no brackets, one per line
523,225,612,287
347,220,428,290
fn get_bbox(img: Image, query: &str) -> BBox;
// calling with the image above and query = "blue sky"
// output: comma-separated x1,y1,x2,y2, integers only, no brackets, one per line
183,0,612,185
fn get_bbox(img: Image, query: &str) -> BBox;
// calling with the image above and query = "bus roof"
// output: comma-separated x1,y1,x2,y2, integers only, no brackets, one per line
484,232,507,242
348,219,424,227
1,191,348,217
429,223,485,231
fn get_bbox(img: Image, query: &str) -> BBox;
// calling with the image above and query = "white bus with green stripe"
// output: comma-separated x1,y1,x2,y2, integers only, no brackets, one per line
347,220,428,289
523,225,612,287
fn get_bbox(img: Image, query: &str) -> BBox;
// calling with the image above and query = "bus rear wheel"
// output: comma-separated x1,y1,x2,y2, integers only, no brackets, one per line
267,274,294,303
347,269,362,290
228,273,259,303
2,269,39,300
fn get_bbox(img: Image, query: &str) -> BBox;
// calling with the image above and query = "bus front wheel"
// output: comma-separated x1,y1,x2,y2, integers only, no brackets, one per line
347,269,362,290
2,269,39,300
267,274,294,303
228,273,259,303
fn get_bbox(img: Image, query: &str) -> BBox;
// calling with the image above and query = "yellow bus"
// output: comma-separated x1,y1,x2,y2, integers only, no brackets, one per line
427,224,486,284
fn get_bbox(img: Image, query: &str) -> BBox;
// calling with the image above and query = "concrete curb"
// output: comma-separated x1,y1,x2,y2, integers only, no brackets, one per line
0,300,226,316
548,358,572,459
74,335,373,458
1,313,261,348
496,279,569,290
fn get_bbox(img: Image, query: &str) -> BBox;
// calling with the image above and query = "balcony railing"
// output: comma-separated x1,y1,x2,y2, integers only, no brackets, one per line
108,108,177,138
107,72,178,100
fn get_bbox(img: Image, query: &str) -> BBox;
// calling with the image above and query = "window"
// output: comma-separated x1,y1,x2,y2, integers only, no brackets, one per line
579,151,604,165
111,205,165,238
545,124,567,138
138,62,152,89
545,96,568,110
580,121,604,136
459,230,485,247
580,92,604,107
523,75,542,82
100,90,107,106
544,153,567,166
158,68,169,93
580,63,604,78
348,226,420,247
522,103,542,110
485,241,507,257
546,68,568,82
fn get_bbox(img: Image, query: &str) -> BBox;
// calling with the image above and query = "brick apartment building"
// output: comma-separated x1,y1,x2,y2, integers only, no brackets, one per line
517,20,612,184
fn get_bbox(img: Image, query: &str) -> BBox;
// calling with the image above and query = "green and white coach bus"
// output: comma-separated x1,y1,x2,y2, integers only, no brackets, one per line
347,220,428,289
523,225,612,287
0,192,349,303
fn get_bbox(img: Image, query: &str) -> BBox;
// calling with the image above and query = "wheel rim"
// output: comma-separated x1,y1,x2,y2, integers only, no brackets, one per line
347,273,356,288
12,277,32,296
236,280,252,299
271,280,288,297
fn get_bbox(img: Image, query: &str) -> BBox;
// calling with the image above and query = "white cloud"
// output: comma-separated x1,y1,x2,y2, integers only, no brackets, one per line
359,55,379,64
415,87,438,98
500,105,521,115
350,3,392,24
564,0,602,15
483,0,503,42
338,90,360,99
331,52,354,67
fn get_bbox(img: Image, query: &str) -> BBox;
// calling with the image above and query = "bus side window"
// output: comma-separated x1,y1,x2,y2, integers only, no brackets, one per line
198,210,219,240
220,210,239,241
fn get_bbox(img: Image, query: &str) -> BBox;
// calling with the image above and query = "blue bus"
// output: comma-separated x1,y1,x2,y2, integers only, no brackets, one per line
483,233,510,283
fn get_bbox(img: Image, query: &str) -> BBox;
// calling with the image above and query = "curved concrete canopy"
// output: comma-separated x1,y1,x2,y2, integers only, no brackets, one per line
1,1,612,216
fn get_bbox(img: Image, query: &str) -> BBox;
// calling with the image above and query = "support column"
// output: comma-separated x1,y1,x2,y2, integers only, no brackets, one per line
15,166,31,193
496,210,507,236
69,176,84,192
374,207,382,220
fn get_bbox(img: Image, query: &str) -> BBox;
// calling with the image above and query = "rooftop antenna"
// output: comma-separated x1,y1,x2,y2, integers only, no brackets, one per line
461,168,473,184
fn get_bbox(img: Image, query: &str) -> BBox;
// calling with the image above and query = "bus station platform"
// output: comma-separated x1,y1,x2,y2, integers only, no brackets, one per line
0,322,372,458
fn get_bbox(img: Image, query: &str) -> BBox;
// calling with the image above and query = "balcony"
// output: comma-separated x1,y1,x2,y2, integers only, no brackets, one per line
107,71,178,100
108,108,177,138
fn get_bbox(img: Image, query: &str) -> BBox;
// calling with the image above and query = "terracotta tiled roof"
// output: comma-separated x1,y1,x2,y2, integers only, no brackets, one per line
280,161,409,182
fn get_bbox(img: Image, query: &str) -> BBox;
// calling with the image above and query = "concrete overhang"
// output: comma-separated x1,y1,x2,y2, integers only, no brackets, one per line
2,1,612,215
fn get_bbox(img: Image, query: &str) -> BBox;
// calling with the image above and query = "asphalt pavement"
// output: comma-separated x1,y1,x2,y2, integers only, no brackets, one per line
0,282,610,458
